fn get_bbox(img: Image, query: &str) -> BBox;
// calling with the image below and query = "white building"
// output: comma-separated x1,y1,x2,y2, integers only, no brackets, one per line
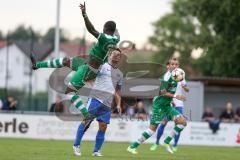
0,40,91,93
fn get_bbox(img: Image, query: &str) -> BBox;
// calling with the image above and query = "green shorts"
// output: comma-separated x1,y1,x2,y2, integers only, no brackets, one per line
71,56,88,71
69,64,98,90
150,97,181,126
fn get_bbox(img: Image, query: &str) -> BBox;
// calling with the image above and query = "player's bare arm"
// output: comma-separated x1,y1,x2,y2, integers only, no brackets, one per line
181,84,190,92
114,87,122,115
79,2,99,38
114,29,120,40
181,84,190,93
159,90,186,101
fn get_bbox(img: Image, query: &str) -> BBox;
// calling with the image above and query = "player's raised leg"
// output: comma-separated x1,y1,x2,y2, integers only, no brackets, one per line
70,95,90,118
163,110,187,154
128,96,164,154
30,52,70,70
66,64,98,118
127,126,156,154
150,120,168,151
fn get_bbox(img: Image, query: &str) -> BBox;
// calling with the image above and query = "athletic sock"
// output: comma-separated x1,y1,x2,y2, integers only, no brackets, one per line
94,130,105,152
130,128,155,149
73,123,85,146
173,132,181,147
71,95,89,118
156,124,166,145
36,58,64,68
164,124,185,144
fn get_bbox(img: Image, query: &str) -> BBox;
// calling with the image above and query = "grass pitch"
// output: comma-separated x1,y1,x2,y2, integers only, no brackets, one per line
0,138,239,160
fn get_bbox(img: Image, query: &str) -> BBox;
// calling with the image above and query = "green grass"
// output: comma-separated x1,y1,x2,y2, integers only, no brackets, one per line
0,138,239,160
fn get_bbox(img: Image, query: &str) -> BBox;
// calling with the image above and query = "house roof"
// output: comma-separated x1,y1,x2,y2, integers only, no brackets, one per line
60,42,93,57
0,41,7,49
15,40,53,60
190,77,240,86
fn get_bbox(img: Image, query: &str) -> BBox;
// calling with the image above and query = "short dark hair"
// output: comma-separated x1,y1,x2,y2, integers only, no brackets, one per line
104,21,116,33
168,57,178,63
108,47,121,55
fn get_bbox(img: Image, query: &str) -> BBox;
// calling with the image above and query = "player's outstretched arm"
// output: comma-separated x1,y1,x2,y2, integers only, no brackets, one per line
182,86,190,92
114,29,120,40
115,87,122,115
181,80,190,92
79,2,99,38
159,89,186,101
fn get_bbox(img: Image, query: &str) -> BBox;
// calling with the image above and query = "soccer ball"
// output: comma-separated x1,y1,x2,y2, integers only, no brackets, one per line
171,68,185,82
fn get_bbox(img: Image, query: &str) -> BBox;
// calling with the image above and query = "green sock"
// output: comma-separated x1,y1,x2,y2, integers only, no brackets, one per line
36,61,48,68
80,107,89,117
130,142,140,149
71,95,89,118
164,136,172,144
164,125,185,144
130,129,154,149
36,58,64,68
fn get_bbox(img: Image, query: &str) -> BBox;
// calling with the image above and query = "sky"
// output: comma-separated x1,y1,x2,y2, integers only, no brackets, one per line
0,0,172,47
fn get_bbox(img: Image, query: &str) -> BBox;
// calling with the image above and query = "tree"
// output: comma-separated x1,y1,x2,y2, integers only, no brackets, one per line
42,27,69,44
149,0,240,77
149,13,197,66
8,25,41,42
187,0,240,77
149,0,212,74
0,30,3,40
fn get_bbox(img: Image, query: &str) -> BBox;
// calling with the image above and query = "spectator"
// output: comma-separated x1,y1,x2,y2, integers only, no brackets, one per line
220,102,235,123
235,106,240,122
202,107,221,134
111,107,118,117
127,104,136,117
124,100,137,117
2,96,17,111
135,101,147,120
0,99,3,110
236,129,240,144
112,99,126,117
202,107,215,122
49,96,64,113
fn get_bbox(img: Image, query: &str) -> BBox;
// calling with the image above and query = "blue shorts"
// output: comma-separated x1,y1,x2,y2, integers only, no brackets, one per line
87,98,111,124
163,106,183,121
175,107,183,114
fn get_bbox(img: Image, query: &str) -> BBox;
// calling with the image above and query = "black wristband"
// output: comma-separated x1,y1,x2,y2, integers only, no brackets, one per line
83,14,87,18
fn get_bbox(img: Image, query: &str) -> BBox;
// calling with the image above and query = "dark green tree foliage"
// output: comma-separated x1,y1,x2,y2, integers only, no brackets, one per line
8,25,41,42
150,0,240,77
149,13,197,66
9,25,30,40
42,27,69,44
188,0,240,77
0,30,3,40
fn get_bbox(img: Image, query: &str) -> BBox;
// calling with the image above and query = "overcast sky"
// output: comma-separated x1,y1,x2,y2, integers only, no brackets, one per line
0,0,172,47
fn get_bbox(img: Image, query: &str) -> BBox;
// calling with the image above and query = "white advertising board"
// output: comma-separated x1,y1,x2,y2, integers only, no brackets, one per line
0,113,240,147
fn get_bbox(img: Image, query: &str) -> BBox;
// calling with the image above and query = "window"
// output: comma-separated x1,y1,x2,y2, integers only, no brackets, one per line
0,61,4,73
16,57,20,64
24,58,30,75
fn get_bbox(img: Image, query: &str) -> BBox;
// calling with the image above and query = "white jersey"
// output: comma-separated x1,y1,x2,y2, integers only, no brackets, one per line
163,71,171,81
173,79,187,107
89,63,123,108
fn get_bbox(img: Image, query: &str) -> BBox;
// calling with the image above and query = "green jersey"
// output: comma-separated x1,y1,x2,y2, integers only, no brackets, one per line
89,33,120,63
158,71,178,108
150,71,180,125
